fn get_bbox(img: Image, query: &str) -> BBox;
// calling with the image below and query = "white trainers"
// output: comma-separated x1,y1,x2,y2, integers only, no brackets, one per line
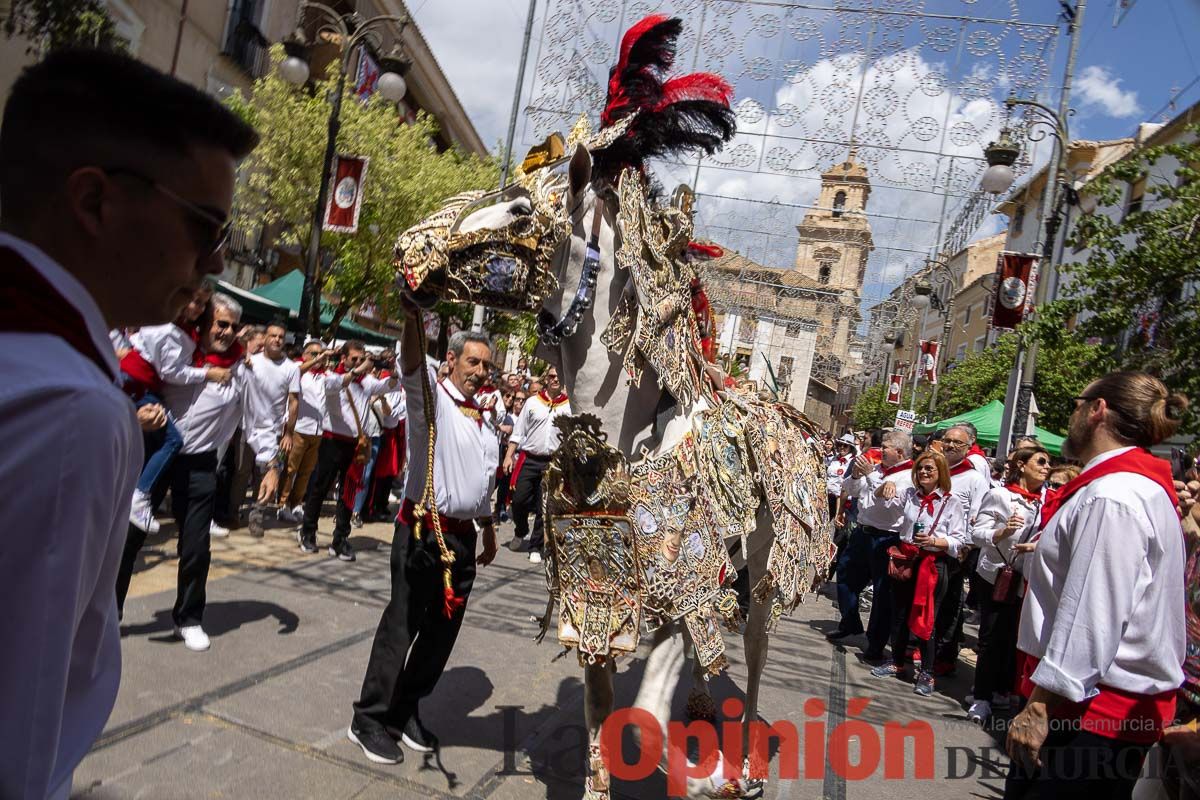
291,505,305,522
209,521,230,538
967,700,991,725
129,490,160,534
175,625,210,652
528,551,543,564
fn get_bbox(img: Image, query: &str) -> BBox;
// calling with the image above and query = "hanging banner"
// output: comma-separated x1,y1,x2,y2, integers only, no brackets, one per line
919,340,939,385
991,252,1040,331
886,373,904,405
322,154,369,234
354,47,380,103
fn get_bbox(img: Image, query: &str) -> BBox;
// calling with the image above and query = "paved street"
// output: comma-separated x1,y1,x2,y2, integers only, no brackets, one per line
76,511,1010,799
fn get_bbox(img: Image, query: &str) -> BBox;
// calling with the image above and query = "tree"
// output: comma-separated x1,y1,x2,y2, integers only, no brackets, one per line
850,383,900,430
4,0,124,53
226,47,500,335
1029,124,1200,434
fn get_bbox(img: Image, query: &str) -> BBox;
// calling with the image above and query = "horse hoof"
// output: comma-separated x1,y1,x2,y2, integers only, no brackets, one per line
685,689,717,722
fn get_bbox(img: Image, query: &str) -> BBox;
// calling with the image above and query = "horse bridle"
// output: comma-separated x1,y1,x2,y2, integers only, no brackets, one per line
537,199,605,346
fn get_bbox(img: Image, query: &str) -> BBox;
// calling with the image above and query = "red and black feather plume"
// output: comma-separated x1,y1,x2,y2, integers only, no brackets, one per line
594,15,736,179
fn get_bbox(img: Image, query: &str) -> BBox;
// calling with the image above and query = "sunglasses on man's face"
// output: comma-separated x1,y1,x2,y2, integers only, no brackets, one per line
214,319,236,331
105,167,231,257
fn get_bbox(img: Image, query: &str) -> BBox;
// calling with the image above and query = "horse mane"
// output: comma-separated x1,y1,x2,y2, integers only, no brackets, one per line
594,15,736,179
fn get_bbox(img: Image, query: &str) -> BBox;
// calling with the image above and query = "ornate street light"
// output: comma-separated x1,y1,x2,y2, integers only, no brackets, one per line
279,1,410,337
981,127,1020,195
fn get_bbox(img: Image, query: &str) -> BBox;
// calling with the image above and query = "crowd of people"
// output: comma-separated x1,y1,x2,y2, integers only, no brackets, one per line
3,46,1200,800
821,377,1200,799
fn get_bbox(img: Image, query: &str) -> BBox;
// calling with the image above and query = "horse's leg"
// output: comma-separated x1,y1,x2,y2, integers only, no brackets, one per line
741,503,776,780
684,628,716,723
584,661,616,800
631,622,689,750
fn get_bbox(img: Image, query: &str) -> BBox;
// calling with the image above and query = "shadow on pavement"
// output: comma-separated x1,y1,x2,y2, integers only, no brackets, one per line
119,599,300,641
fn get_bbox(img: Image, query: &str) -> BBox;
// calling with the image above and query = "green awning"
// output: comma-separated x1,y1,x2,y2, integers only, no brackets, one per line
913,399,1065,456
249,270,394,346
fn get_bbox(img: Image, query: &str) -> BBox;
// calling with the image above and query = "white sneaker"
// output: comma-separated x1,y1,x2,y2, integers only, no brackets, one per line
209,521,230,538
129,490,160,534
175,625,210,652
967,700,991,725
291,505,305,522
528,551,543,564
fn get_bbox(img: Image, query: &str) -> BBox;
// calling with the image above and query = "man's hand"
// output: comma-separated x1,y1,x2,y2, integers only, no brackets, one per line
477,522,498,566
1007,702,1051,771
877,481,898,500
206,366,232,385
834,512,846,529
503,455,514,475
851,454,872,478
1175,479,1197,521
257,466,280,505
1013,540,1038,554
280,433,294,457
136,403,167,431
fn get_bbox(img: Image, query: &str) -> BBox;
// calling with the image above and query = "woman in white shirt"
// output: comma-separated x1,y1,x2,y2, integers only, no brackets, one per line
871,450,970,697
967,445,1050,725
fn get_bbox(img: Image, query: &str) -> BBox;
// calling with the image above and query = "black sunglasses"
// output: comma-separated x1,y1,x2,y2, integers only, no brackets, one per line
1047,480,1065,489
214,319,236,331
105,167,231,256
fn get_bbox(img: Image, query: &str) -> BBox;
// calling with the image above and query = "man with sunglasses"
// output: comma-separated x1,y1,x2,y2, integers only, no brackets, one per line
0,49,257,799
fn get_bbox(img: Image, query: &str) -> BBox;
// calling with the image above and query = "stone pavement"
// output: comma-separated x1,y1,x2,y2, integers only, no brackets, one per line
76,511,1012,799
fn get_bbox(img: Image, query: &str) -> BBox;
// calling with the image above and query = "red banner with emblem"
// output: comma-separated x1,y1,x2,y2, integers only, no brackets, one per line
991,252,1039,331
323,154,369,233
886,373,904,405
919,340,939,385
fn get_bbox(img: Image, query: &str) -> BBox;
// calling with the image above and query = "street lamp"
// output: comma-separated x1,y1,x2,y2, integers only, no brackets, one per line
280,1,410,337
981,126,1020,195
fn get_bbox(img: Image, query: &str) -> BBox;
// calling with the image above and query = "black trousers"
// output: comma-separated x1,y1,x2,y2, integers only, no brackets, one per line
973,587,1021,702
353,518,478,734
369,473,395,519
116,450,219,627
888,556,950,669
934,553,969,667
511,454,549,550
1004,729,1152,800
300,437,357,543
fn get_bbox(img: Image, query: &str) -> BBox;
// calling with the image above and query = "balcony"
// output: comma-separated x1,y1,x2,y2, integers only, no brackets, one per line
223,10,270,79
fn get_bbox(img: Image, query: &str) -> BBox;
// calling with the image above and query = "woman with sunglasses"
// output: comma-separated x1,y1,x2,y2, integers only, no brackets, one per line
871,450,970,697
968,445,1051,725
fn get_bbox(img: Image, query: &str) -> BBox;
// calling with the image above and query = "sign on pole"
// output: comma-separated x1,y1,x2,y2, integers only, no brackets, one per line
323,154,369,234
894,409,918,433
918,340,940,385
886,373,904,405
991,252,1040,331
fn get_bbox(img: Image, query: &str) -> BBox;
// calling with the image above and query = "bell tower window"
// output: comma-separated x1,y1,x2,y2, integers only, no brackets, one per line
832,191,846,218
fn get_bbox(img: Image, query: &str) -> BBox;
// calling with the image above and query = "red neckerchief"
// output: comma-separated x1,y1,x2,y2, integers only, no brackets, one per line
537,389,569,409
968,443,986,459
439,378,482,428
882,459,913,477
195,341,244,368
335,362,365,384
119,348,161,395
1005,483,1042,504
917,488,943,517
949,459,975,476
1039,447,1179,531
0,247,110,375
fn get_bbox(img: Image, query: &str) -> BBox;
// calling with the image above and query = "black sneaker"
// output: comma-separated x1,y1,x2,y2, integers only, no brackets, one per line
400,715,435,753
298,531,318,554
506,536,527,552
329,539,356,562
826,629,859,642
347,725,402,764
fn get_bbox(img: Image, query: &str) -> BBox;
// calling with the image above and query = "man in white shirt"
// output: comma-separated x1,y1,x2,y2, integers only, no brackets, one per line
933,423,992,674
231,320,300,536
298,340,397,562
828,431,914,660
116,296,277,653
503,366,571,563
1005,372,1187,799
280,341,331,521
0,48,258,799
348,308,499,766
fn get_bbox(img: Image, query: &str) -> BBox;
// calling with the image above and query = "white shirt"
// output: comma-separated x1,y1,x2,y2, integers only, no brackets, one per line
0,233,141,800
967,451,991,479
242,352,300,463
376,387,406,429
403,367,498,519
295,369,327,436
323,373,390,439
162,361,248,458
826,454,852,496
843,461,915,532
130,323,208,386
974,485,1040,585
897,486,971,557
1018,446,1186,701
510,391,572,456
949,461,991,541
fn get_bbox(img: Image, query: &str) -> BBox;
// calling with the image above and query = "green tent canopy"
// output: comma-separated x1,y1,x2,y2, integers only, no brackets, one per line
913,399,1065,456
248,270,394,346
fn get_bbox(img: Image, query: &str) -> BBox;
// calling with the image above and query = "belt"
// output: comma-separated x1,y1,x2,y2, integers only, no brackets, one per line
323,431,358,443
861,524,898,537
399,498,475,536
519,450,552,460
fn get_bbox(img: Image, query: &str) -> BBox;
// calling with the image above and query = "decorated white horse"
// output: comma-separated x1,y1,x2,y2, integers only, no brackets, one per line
395,16,829,798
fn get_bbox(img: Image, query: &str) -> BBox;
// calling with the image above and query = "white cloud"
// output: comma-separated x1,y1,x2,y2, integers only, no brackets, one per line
1075,65,1142,119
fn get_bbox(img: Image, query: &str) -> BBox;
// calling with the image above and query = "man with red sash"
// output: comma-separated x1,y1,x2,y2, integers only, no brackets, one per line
1006,372,1188,800
829,430,915,660
0,49,258,798
502,366,571,564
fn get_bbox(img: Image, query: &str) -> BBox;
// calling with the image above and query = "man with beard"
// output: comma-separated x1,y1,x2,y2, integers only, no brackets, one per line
116,295,277,653
1006,372,1187,800
0,49,257,798
932,423,991,675
348,307,499,765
